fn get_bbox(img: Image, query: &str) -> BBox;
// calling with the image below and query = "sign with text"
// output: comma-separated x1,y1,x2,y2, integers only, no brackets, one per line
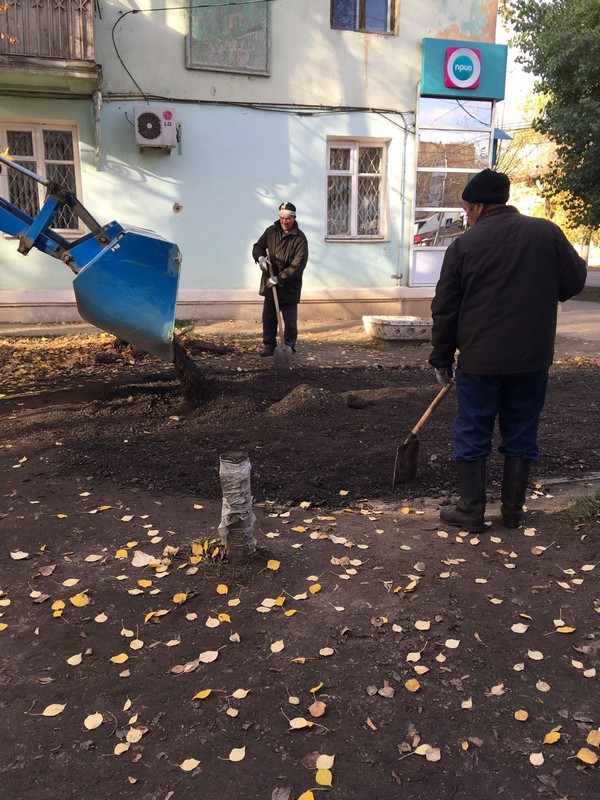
421,38,507,100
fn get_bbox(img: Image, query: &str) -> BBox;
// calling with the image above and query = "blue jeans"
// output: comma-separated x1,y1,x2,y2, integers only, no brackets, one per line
453,370,549,461
262,294,298,351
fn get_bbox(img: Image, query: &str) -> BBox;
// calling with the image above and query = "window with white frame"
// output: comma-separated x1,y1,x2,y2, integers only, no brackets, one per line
327,140,388,239
0,123,83,234
331,0,394,33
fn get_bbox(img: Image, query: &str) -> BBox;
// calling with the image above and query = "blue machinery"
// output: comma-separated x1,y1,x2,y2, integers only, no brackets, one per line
0,153,180,360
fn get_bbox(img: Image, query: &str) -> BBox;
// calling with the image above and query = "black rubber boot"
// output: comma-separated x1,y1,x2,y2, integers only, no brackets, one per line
500,457,532,528
440,459,486,533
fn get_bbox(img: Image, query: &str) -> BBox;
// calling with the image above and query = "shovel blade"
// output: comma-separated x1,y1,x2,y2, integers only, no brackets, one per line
392,437,420,485
273,343,293,370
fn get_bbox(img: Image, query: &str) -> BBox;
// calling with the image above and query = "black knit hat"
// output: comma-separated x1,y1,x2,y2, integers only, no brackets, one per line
461,169,510,205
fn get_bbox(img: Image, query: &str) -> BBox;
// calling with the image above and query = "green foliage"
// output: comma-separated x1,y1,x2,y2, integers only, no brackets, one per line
500,0,600,228
563,490,600,524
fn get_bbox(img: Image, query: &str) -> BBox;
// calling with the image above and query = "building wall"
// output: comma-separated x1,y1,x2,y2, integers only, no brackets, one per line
0,0,499,323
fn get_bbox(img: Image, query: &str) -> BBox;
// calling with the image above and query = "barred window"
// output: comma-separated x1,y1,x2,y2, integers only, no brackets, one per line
327,141,388,239
0,124,82,233
331,0,393,33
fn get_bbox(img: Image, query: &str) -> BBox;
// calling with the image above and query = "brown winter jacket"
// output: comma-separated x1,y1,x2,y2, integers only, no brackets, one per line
252,220,309,305
429,205,587,374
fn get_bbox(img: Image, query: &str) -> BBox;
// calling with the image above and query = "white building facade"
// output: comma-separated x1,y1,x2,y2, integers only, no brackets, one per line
0,0,506,323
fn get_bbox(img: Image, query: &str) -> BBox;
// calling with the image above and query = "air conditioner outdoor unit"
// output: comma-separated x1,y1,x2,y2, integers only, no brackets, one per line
134,105,178,150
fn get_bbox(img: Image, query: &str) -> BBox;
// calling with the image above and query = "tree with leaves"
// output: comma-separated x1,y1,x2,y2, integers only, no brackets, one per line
501,0,600,230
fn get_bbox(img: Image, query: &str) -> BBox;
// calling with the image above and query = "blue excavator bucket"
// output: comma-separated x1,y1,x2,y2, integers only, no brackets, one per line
0,154,181,361
71,223,181,361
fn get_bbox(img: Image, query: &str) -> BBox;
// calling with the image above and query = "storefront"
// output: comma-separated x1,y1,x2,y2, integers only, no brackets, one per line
411,38,508,286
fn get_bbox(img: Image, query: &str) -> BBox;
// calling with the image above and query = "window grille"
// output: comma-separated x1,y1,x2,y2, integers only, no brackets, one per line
1,125,81,233
327,141,387,239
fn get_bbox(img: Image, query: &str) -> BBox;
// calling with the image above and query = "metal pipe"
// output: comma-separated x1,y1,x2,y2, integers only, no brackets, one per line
93,90,102,171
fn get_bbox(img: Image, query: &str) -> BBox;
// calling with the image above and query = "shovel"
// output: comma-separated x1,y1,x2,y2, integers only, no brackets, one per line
266,253,293,370
392,383,454,486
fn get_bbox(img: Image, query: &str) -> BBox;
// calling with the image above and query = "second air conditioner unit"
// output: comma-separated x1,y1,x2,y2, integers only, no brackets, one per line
134,105,178,150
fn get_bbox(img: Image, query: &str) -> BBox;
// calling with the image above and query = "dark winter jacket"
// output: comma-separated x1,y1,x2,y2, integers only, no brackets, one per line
429,205,586,374
252,220,309,304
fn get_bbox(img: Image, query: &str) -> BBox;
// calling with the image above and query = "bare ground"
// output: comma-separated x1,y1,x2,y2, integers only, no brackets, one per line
1,323,599,800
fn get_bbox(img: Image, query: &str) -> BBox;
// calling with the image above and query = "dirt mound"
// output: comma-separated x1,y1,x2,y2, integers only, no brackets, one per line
266,383,338,415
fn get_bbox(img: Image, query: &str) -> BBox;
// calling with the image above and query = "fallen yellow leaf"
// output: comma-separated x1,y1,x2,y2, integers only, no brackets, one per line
315,768,332,787
577,747,598,765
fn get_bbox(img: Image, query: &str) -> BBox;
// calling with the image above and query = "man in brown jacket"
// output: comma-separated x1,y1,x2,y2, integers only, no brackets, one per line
429,169,586,532
252,202,309,357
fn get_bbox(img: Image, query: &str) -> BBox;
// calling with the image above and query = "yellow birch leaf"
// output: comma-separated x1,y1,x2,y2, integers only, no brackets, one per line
42,703,66,717
555,626,576,634
274,596,286,606
270,639,285,653
216,584,229,595
536,680,551,692
515,710,529,721
110,653,129,664
415,620,430,631
405,678,421,693
543,731,561,744
297,792,315,800
315,754,335,770
95,613,107,623
267,559,280,571
173,593,187,605
309,584,321,594
445,638,461,649
461,697,473,709
138,579,153,588
115,549,128,559
228,746,245,762
289,717,313,729
284,609,298,617
67,653,83,666
319,647,334,657
179,758,201,771
198,650,219,663
401,507,410,514
586,730,600,748
288,696,300,705
315,769,332,787
529,752,544,766
226,708,239,717
130,639,144,650
527,650,544,660
84,712,103,730
0,623,8,632
290,657,306,664
218,613,231,623
577,748,599,765
231,689,249,699
193,689,212,700
114,742,130,755
310,682,324,694
461,741,469,751
70,592,90,608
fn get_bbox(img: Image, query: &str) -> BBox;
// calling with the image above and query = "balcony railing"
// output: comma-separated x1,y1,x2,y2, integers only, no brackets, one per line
0,0,95,62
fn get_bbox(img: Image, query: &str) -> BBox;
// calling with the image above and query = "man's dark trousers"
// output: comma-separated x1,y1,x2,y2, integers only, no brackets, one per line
262,292,298,352
453,370,549,460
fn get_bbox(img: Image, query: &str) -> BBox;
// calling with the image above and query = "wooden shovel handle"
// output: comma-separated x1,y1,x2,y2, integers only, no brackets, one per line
266,249,285,342
411,383,453,436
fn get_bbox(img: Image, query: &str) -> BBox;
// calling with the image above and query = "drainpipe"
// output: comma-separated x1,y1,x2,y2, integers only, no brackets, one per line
396,122,409,287
93,90,102,171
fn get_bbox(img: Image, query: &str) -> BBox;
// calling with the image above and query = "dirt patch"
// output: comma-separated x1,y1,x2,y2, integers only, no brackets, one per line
1,327,600,799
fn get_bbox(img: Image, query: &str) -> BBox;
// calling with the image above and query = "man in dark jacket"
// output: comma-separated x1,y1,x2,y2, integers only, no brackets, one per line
252,202,309,357
429,169,586,532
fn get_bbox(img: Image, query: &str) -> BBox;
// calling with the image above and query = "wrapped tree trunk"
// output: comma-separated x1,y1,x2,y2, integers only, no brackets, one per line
217,450,257,564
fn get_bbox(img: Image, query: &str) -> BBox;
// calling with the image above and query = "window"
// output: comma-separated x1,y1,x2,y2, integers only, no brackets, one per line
327,140,388,239
331,0,393,33
0,123,82,234
413,98,494,248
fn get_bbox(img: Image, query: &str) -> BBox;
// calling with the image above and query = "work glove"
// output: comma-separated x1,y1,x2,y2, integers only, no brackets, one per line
434,366,454,387
267,276,279,288
257,256,268,273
